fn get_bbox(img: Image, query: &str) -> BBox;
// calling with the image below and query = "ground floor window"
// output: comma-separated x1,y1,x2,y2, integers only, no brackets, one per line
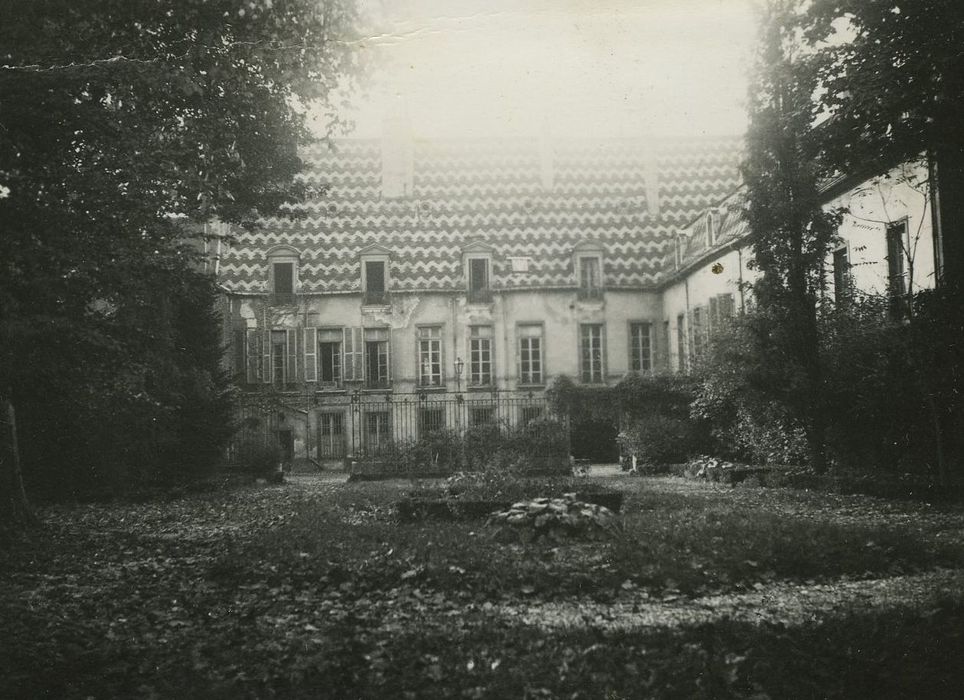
317,412,346,458
364,411,392,454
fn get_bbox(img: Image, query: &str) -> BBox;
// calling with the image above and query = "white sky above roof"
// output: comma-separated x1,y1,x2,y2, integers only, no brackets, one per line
316,0,756,139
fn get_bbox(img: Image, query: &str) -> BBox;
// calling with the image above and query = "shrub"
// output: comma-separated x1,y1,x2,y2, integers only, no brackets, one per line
617,414,706,471
235,439,282,480
462,423,504,471
498,418,570,474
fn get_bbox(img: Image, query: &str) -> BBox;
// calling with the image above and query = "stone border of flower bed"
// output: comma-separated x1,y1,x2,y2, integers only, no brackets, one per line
396,491,624,522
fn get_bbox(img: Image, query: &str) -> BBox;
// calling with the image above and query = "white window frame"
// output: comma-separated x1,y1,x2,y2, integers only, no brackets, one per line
572,240,605,300
468,325,494,386
517,323,544,386
266,245,300,304
579,323,605,384
629,322,653,373
359,244,391,307
417,325,444,388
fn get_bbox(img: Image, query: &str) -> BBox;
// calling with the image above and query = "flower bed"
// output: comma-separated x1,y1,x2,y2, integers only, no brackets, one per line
396,472,623,522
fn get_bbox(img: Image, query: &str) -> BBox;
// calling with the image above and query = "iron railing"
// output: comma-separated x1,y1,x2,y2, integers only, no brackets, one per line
230,389,562,464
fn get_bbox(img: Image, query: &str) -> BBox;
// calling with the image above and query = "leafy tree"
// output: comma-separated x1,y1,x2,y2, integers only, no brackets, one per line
742,1,841,472
801,0,964,284
0,0,362,520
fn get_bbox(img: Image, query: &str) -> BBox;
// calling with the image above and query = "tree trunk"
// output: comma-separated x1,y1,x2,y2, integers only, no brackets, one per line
1,397,38,529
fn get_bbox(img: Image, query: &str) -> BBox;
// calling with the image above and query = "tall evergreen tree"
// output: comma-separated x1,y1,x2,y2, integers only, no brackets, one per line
742,1,840,473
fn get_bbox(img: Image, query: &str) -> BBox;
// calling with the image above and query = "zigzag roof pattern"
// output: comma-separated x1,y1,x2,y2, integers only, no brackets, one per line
218,136,743,294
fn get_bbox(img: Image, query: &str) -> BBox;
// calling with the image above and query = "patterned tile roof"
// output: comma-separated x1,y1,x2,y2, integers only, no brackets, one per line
218,136,743,294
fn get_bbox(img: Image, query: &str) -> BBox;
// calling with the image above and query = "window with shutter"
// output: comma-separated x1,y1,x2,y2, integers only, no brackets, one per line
364,327,391,389
318,329,343,386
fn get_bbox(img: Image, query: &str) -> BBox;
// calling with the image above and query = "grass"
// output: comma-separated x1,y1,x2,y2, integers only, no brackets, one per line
3,475,964,698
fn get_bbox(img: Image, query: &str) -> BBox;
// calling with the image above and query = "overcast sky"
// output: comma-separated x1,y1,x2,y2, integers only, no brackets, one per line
316,0,758,139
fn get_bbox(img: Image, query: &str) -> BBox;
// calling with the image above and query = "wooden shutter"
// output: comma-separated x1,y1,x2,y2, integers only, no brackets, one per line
262,330,272,384
343,327,363,381
718,293,734,321
304,327,317,382
709,296,719,336
245,329,261,384
285,329,297,384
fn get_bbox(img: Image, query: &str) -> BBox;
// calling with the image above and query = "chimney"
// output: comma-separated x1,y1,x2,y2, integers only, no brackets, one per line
538,119,554,190
381,112,413,198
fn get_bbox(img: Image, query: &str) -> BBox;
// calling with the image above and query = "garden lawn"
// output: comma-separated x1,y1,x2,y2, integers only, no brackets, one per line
2,475,964,699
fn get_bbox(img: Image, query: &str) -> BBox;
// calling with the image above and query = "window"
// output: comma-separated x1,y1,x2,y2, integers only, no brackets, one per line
267,246,299,306
364,411,392,454
273,263,293,296
470,406,495,426
359,245,391,306
419,407,445,436
676,314,687,373
364,327,391,389
244,328,297,385
317,413,346,458
580,324,605,383
886,220,907,316
518,324,544,385
469,325,494,386
629,322,652,373
706,211,717,246
363,260,388,306
417,326,443,387
467,257,492,303
691,307,705,362
833,247,852,306
318,329,343,386
707,294,735,337
578,255,603,300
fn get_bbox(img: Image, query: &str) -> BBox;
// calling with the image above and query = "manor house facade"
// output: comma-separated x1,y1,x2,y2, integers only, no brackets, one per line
212,123,938,466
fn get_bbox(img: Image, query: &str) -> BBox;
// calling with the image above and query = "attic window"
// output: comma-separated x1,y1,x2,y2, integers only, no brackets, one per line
359,245,392,306
266,246,300,305
706,211,716,245
572,241,605,301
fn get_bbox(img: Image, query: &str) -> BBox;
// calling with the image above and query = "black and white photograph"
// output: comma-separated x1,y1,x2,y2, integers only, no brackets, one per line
2,0,964,697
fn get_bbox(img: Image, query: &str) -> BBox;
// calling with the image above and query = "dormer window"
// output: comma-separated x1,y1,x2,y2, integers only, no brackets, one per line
462,241,495,304
706,211,717,246
266,245,299,306
572,241,605,301
359,244,391,307
675,234,685,269
468,258,491,303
